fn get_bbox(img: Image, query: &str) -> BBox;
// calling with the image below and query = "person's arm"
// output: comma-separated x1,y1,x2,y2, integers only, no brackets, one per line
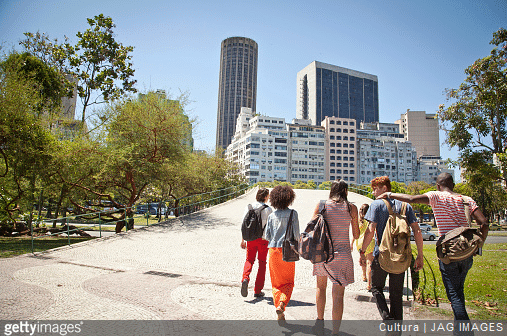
350,203,360,240
472,207,489,241
312,202,320,218
264,215,273,243
292,210,300,238
377,192,430,205
240,239,246,249
410,222,424,271
359,221,376,266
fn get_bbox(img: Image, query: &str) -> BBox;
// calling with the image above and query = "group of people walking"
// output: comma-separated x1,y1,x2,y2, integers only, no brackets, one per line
239,173,489,334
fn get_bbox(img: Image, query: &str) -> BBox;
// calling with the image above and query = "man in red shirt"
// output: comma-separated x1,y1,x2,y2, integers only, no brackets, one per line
378,172,489,322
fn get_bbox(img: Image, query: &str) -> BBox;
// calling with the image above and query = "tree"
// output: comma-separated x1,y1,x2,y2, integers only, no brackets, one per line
456,173,507,220
21,14,136,126
438,28,507,185
0,54,57,232
55,91,192,232
1,52,71,118
318,181,333,190
156,151,246,216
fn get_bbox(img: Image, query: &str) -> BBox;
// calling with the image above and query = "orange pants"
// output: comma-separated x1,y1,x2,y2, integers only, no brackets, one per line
269,247,295,310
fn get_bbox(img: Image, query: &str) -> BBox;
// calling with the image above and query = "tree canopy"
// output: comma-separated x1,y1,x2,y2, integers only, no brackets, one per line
21,14,137,126
438,28,507,185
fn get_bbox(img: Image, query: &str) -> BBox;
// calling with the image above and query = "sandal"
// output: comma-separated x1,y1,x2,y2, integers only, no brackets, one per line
276,301,286,315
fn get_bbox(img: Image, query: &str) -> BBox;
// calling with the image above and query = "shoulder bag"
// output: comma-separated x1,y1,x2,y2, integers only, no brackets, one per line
436,197,484,264
282,210,299,262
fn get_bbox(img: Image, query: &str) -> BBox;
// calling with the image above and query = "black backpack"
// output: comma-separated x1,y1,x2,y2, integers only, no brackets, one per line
241,204,269,241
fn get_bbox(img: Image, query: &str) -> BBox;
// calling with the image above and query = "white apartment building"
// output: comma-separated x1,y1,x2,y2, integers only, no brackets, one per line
321,117,357,183
417,155,455,184
287,119,326,183
226,108,288,184
357,122,418,185
226,109,325,184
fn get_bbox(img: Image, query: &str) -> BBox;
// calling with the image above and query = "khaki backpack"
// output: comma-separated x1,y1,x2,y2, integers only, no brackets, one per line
378,199,412,274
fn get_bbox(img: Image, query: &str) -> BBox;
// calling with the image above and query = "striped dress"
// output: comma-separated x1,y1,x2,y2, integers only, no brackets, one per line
313,200,354,286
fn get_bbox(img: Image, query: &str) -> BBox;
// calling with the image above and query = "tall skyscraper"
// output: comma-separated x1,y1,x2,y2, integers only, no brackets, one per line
296,61,379,127
216,37,258,150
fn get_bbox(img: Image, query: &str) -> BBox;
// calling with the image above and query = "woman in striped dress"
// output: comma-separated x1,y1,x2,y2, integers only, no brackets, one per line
313,180,359,334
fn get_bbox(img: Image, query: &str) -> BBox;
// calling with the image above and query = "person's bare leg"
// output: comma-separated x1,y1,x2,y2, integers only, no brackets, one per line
331,283,345,334
316,275,327,320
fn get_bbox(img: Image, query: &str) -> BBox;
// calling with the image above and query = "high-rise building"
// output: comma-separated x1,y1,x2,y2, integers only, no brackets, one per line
225,109,326,185
395,109,440,158
297,61,379,127
356,122,418,185
216,37,258,150
287,119,326,183
321,117,357,183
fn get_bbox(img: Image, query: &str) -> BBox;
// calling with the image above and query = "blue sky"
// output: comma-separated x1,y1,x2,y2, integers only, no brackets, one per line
1,0,505,162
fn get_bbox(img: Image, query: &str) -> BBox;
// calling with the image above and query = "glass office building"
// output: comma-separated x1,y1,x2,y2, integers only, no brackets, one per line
297,61,379,127
216,37,258,150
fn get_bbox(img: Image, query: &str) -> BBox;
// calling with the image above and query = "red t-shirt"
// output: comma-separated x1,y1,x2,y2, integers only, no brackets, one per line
425,191,478,236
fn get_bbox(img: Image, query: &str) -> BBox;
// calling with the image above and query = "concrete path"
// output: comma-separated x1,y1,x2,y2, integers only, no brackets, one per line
0,188,417,323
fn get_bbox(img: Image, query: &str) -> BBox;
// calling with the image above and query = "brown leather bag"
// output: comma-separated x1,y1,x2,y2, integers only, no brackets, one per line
435,198,484,264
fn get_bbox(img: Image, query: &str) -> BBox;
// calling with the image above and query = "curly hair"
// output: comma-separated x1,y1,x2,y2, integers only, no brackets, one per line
269,185,295,210
256,188,270,202
370,176,391,192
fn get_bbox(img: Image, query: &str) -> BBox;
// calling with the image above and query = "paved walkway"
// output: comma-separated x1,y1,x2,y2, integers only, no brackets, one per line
0,188,418,324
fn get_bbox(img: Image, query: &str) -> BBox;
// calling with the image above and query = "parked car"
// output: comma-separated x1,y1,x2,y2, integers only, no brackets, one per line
135,203,167,215
411,230,437,241
419,223,433,232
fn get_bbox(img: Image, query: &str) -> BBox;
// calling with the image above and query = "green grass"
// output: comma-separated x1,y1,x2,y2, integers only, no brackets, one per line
415,243,507,319
0,236,95,258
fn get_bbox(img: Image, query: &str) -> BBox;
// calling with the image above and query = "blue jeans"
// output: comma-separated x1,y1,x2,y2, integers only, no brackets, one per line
439,255,473,321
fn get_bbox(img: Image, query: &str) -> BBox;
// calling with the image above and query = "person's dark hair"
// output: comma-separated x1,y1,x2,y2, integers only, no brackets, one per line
329,180,351,212
269,185,295,209
360,203,369,218
256,188,270,202
436,172,454,190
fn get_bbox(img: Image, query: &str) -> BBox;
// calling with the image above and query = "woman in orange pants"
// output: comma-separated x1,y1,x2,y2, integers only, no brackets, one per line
264,185,299,321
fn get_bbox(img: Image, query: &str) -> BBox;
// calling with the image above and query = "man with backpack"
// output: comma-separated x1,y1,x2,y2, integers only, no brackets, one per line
359,176,424,321
377,173,489,324
240,188,272,298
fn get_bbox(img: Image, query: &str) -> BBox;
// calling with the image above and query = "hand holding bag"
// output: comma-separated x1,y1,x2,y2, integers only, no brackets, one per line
282,210,299,262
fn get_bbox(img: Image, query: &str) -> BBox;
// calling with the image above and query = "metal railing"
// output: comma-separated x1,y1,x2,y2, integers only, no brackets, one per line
29,184,250,253
349,185,374,199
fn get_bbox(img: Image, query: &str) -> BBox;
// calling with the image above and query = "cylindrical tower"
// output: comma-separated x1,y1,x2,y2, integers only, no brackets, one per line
216,37,258,150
